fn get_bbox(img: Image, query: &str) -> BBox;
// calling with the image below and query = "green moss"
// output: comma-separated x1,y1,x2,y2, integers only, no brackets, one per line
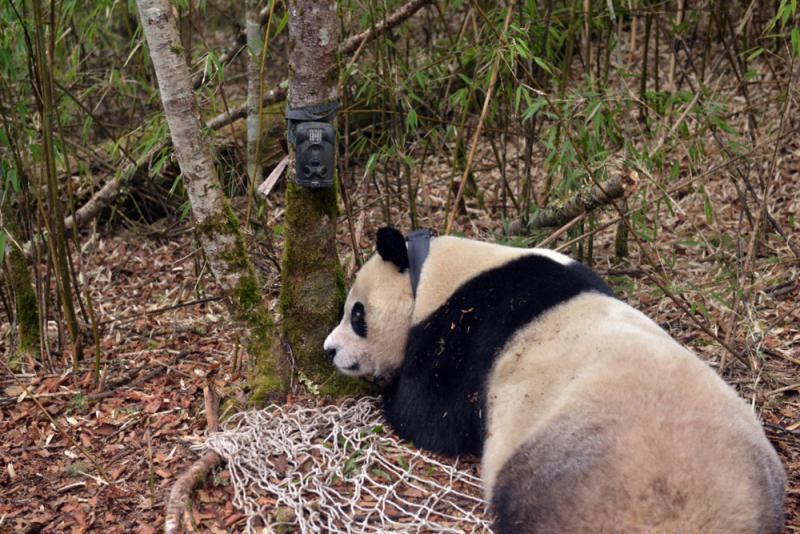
3,200,39,361
319,369,377,397
232,273,261,316
12,255,39,357
196,202,240,238
248,346,287,405
193,199,289,404
198,202,262,313
245,301,290,405
280,174,375,397
273,507,297,534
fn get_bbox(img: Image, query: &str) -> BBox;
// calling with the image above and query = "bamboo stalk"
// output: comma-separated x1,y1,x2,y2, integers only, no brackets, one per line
444,1,516,235
245,0,265,190
668,0,685,92
31,0,82,366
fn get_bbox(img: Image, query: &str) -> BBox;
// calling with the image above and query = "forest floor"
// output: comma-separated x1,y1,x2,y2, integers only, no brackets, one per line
1,125,798,531
2,24,800,532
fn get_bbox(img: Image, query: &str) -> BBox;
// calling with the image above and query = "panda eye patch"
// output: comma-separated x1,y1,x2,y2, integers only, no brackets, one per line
351,302,367,338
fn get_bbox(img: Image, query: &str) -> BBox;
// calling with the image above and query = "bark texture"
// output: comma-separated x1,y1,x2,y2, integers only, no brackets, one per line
2,202,40,362
529,175,633,228
136,0,287,404
287,2,339,107
246,0,264,187
282,0,371,396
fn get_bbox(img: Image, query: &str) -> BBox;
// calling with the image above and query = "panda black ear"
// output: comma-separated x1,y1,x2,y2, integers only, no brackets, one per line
376,227,409,271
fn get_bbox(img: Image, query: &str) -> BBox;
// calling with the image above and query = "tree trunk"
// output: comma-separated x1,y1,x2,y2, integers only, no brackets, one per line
1,201,40,364
246,0,264,188
136,0,287,403
281,0,371,395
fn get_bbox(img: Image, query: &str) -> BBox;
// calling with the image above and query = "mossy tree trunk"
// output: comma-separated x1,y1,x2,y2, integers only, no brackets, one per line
1,199,40,365
281,0,372,396
137,0,287,403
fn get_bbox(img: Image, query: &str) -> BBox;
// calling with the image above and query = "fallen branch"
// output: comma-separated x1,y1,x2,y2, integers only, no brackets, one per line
22,140,169,256
205,86,287,131
164,381,222,534
64,140,169,232
340,0,433,55
529,174,635,228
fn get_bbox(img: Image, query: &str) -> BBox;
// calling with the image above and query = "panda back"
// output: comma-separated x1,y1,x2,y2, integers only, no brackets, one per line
382,249,613,456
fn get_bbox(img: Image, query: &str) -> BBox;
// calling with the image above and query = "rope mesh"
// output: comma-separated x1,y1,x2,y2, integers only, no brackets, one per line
200,396,493,533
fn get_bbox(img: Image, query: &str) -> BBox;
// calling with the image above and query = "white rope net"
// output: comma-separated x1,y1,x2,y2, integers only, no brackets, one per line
200,396,493,533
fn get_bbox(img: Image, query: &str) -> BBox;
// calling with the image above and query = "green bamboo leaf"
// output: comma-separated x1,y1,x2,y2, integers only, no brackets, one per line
366,153,379,174
747,47,765,61
532,55,552,74
405,107,418,131
275,10,289,35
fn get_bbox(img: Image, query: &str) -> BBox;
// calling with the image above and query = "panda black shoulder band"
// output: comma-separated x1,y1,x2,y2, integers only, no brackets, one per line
406,229,433,298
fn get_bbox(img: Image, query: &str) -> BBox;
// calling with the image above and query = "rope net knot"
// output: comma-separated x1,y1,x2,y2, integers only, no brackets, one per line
200,396,493,533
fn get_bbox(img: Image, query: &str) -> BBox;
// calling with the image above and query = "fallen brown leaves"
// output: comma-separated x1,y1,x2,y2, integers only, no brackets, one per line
0,230,247,532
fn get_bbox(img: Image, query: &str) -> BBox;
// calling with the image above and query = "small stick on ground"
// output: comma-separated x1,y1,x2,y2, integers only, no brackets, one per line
164,381,221,534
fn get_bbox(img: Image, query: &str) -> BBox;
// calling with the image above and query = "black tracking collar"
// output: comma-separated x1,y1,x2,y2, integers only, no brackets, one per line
406,229,433,298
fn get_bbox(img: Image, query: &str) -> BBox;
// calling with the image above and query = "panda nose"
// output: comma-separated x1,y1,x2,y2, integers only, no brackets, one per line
325,348,337,361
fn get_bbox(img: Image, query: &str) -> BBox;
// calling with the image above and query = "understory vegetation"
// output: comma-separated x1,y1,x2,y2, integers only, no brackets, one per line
1,0,798,530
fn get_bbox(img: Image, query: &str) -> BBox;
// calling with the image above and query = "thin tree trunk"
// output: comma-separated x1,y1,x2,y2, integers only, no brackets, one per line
281,0,370,396
0,115,41,363
2,202,40,363
246,0,264,188
136,0,287,403
668,0,685,93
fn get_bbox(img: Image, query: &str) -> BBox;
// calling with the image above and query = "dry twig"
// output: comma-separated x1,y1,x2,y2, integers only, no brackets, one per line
164,381,222,534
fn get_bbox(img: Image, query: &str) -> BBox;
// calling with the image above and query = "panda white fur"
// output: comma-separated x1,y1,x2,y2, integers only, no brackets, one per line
324,227,785,533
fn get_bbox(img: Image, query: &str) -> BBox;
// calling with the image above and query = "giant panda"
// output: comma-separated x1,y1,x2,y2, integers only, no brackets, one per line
323,227,785,533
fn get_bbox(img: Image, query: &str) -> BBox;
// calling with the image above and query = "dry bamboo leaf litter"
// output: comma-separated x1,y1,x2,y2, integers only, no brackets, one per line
200,397,492,533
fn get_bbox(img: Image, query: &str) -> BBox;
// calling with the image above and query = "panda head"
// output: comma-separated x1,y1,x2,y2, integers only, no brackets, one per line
324,227,414,382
